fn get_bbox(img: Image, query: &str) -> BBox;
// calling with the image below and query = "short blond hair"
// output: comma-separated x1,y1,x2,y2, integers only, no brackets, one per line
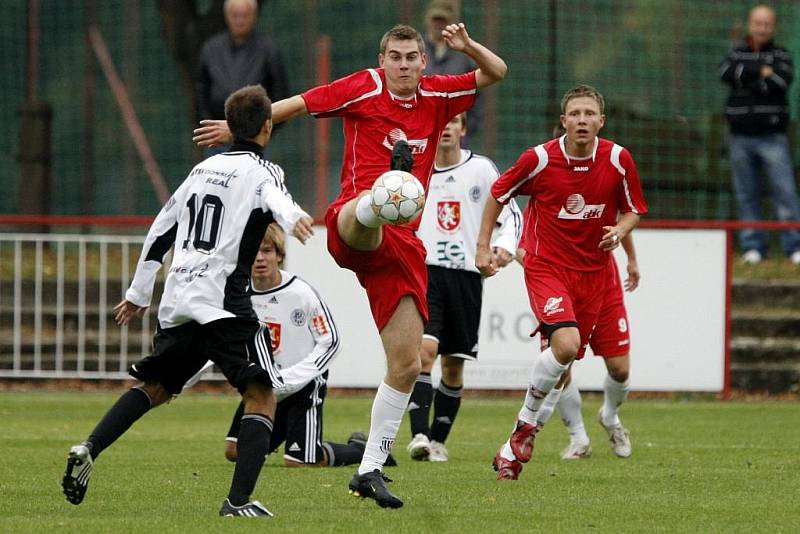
263,223,286,267
560,84,605,114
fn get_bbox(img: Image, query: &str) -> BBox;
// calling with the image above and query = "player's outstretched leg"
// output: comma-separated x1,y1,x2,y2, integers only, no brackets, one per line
348,470,403,509
492,446,523,481
62,442,94,505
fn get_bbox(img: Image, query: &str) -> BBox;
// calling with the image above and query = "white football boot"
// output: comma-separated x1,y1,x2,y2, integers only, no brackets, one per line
560,440,593,460
598,408,632,458
428,440,449,462
407,433,431,461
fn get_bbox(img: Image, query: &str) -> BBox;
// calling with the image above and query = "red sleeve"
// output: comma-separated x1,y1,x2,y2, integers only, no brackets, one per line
422,72,478,128
492,148,541,204
301,69,381,118
618,149,648,215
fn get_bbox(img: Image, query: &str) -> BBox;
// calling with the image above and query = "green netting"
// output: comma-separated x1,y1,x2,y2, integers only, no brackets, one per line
2,0,798,219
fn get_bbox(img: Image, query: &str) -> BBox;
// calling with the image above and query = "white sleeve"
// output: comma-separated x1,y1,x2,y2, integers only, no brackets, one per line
491,197,522,254
256,165,310,235
124,183,187,307
275,283,340,397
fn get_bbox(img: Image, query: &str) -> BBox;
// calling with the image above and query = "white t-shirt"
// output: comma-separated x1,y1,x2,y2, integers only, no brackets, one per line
416,149,522,272
126,147,309,329
251,270,340,398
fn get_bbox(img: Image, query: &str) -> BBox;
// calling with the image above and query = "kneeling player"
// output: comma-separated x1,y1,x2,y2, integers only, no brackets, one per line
192,224,392,467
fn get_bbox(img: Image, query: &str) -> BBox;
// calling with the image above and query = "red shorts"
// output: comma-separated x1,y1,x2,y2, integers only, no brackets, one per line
525,255,610,359
589,259,631,358
325,207,428,331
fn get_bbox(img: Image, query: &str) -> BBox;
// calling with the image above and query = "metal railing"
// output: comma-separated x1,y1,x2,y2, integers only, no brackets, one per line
0,232,166,378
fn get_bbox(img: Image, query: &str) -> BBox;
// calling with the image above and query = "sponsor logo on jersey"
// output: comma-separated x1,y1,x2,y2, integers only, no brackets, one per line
543,296,564,316
437,201,461,232
557,193,606,220
469,185,482,202
266,321,281,352
573,166,589,171
381,128,428,154
435,240,466,269
290,308,306,327
311,314,329,336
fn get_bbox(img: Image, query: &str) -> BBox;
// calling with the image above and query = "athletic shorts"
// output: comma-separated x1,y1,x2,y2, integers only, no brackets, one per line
424,265,482,359
325,206,428,331
524,255,610,359
129,318,282,395
226,372,328,464
589,259,631,358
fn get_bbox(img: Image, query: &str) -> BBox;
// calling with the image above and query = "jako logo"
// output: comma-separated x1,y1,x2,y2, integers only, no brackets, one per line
558,193,605,220
573,166,589,171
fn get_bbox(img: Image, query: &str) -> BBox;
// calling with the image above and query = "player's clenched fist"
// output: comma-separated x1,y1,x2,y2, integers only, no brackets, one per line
292,215,315,244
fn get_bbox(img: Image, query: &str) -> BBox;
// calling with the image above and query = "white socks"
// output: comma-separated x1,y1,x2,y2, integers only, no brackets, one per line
518,348,568,425
355,194,382,228
534,386,562,427
358,381,410,474
558,380,589,445
601,375,630,428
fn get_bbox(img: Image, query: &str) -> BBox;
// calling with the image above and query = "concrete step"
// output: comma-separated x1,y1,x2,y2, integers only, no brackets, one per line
731,279,800,309
730,311,800,338
730,336,800,363
730,364,800,393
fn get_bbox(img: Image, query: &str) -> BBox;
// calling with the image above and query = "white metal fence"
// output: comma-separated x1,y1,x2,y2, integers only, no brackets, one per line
0,233,166,379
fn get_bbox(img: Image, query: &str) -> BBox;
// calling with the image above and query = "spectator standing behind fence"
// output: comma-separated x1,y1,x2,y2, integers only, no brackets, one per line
196,0,289,154
719,4,800,266
423,1,483,145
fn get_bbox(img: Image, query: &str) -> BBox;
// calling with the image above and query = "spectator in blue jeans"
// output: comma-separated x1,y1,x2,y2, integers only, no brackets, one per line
720,4,800,265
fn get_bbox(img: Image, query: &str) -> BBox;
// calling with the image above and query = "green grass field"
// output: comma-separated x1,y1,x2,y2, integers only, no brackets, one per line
1,391,797,533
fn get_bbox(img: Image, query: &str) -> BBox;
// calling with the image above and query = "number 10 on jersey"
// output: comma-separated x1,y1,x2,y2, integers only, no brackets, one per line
182,193,225,254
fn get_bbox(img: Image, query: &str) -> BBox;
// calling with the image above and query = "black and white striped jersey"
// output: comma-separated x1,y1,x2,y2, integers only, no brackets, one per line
417,149,522,272
251,270,340,399
126,142,310,328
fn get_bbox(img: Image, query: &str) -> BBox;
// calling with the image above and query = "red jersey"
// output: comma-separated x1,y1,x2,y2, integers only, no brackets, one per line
493,136,648,271
301,68,477,220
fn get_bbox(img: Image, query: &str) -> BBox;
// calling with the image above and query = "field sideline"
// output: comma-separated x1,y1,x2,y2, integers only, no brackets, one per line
1,391,797,532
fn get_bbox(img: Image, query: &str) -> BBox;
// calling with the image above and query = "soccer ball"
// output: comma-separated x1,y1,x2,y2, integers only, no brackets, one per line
370,170,426,224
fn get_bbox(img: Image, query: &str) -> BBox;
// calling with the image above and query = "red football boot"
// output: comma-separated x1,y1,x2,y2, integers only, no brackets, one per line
492,450,522,480
509,420,539,463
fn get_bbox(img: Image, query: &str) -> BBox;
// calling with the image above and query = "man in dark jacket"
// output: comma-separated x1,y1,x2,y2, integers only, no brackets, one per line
720,4,800,265
196,0,289,154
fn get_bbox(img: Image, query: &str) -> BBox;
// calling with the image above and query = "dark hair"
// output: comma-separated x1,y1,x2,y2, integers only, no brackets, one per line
224,85,272,140
380,24,425,55
560,84,605,114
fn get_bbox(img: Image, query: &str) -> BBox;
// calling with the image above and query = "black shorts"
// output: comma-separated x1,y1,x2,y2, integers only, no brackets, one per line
226,372,328,464
423,265,483,360
129,318,281,395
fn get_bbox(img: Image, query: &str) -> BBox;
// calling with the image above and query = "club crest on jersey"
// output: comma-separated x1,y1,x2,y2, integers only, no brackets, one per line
437,201,461,232
558,193,606,220
311,315,329,336
291,308,306,327
543,296,564,316
266,322,281,352
381,128,428,154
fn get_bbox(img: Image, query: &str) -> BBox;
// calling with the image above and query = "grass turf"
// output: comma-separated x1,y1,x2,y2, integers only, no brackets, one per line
0,391,797,532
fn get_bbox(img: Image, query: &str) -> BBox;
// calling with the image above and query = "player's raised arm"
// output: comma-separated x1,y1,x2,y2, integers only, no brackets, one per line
193,95,309,147
441,23,507,88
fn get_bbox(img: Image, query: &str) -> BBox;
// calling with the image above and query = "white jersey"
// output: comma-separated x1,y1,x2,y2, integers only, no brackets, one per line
251,270,340,399
417,149,522,272
126,143,309,329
